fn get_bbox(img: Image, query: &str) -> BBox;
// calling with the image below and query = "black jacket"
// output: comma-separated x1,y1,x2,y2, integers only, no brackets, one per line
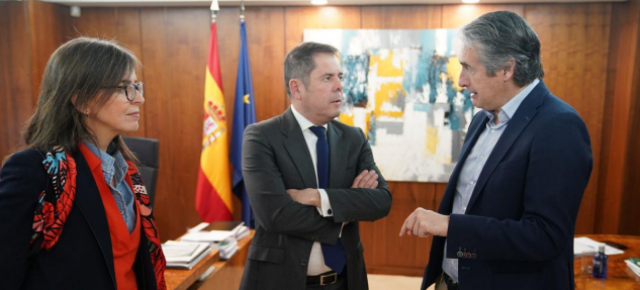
0,148,158,290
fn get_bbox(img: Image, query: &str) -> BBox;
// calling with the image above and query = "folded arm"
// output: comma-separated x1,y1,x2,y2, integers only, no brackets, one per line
242,125,342,244
287,169,380,216
324,128,392,223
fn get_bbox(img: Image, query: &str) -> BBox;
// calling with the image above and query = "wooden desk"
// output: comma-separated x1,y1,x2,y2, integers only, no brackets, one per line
164,231,254,290
188,231,254,290
575,235,640,289
165,249,220,290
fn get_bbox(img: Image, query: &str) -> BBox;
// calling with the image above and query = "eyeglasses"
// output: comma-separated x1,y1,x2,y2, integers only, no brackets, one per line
104,82,144,101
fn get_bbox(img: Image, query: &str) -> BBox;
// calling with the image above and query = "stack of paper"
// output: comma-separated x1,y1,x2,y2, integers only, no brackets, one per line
162,241,212,269
218,238,239,260
573,237,625,257
234,225,250,240
189,221,250,240
182,221,249,260
181,230,235,244
625,258,640,277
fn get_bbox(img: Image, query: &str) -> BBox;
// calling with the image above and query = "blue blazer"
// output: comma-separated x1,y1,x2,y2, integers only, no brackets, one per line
422,81,593,290
0,148,158,290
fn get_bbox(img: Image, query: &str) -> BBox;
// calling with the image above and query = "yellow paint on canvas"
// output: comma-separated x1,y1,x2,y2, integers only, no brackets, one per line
370,50,404,77
425,126,438,157
447,56,462,91
339,113,354,126
364,111,371,138
374,83,405,119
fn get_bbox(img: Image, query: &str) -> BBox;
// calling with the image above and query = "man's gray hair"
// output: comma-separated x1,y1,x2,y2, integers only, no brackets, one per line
284,42,339,97
460,11,544,87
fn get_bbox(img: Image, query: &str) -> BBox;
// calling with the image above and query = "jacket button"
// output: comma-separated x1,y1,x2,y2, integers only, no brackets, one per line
301,259,308,266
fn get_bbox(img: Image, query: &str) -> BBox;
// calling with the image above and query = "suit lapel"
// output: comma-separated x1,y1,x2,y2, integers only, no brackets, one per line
465,82,548,212
438,112,489,214
282,108,318,189
327,122,347,189
72,149,117,289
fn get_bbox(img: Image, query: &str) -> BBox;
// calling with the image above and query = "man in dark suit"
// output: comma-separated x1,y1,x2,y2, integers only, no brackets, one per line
400,11,593,290
239,42,392,290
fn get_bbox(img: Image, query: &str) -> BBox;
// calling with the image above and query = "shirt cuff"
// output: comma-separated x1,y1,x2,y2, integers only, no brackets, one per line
316,189,334,217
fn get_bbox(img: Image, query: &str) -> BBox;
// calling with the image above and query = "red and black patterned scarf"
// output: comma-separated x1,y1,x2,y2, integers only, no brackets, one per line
30,146,167,290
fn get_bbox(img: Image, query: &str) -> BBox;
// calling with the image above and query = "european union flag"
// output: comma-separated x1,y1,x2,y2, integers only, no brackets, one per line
230,20,256,229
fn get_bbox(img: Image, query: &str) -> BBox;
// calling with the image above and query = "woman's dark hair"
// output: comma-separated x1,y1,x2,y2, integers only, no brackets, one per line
21,37,140,161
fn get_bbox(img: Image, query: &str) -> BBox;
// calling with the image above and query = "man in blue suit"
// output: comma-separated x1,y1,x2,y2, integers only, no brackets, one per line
400,11,593,290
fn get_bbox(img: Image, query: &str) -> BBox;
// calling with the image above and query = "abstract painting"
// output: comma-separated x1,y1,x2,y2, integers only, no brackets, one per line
304,29,475,182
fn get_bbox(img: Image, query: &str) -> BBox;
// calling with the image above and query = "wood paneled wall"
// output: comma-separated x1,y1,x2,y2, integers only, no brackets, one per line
527,4,612,235
27,1,68,106
598,0,640,235
0,2,32,159
0,0,66,160
2,0,640,276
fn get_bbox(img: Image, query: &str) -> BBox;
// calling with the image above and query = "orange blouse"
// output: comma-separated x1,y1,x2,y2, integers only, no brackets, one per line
79,143,141,290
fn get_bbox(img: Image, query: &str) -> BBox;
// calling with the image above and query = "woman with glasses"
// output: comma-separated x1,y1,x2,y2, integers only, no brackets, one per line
0,37,166,290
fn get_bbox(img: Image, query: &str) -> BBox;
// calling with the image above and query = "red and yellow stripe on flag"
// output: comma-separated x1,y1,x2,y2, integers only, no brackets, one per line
195,21,233,222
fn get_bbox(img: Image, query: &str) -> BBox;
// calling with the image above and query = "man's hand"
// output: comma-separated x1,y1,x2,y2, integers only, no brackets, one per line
351,170,378,189
399,207,449,238
286,188,321,207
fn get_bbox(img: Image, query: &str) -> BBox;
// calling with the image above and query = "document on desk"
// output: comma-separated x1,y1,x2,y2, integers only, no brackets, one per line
574,237,625,256
625,258,640,277
163,242,200,260
163,241,213,269
181,231,234,243
188,221,249,240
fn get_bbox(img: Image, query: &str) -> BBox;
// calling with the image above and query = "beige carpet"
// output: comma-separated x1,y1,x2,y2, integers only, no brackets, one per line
368,274,434,290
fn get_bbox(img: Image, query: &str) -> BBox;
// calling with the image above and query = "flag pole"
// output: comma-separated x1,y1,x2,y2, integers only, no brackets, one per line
210,0,219,23
240,0,245,22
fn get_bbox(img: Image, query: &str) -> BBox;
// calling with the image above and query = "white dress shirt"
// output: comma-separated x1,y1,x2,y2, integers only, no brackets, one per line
290,105,337,275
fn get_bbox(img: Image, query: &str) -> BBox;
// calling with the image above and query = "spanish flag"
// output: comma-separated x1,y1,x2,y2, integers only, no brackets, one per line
195,20,233,222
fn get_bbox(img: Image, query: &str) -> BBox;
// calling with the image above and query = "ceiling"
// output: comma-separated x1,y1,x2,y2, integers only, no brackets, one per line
41,0,625,7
